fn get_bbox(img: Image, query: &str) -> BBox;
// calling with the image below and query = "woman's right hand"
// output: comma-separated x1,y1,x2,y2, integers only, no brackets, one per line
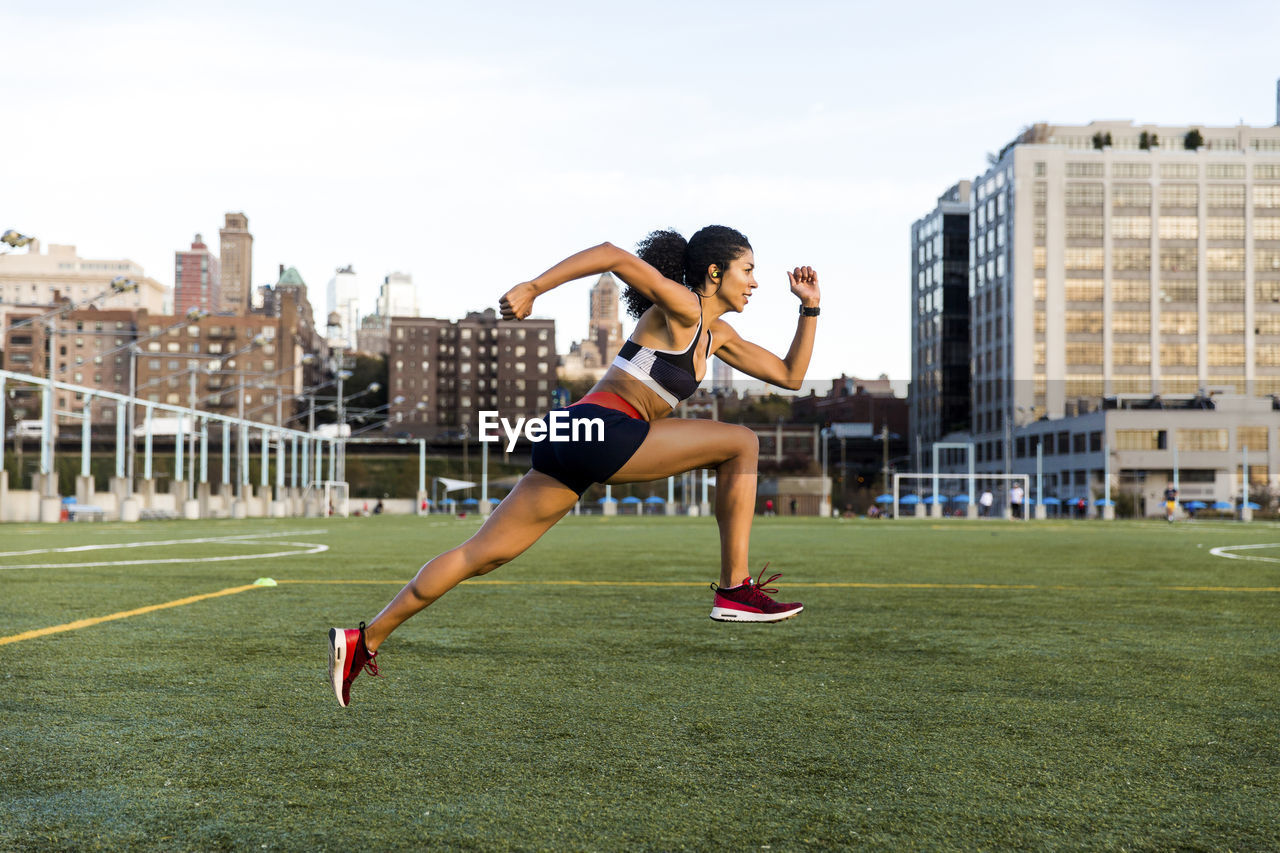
500,282,537,321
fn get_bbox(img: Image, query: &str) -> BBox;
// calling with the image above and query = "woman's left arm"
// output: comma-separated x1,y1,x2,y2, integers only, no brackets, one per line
711,266,820,391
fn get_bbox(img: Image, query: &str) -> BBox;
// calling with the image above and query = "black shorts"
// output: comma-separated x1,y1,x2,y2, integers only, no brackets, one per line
530,403,650,495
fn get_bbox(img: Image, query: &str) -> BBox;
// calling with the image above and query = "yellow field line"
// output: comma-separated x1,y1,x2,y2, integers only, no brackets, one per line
0,584,262,646
277,579,1280,593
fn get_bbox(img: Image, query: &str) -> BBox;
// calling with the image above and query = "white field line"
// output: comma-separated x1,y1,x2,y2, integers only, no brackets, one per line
1209,543,1280,565
0,529,327,559
0,530,329,570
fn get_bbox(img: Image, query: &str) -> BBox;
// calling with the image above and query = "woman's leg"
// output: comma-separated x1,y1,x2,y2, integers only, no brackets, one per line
363,471,580,651
606,418,759,588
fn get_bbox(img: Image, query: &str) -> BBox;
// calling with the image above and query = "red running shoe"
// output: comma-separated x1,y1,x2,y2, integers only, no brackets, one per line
709,565,804,623
327,622,380,707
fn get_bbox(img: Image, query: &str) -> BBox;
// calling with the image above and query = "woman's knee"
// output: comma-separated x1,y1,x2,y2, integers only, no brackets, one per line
727,424,759,460
459,541,520,577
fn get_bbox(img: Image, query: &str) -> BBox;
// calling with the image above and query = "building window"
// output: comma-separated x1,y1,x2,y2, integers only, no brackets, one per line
1065,183,1104,207
1064,247,1104,270
1065,342,1103,365
1159,281,1198,303
1159,184,1199,208
1206,248,1246,272
1160,248,1198,273
1064,311,1103,333
1112,342,1150,365
1207,313,1245,335
1255,186,1280,208
1237,426,1270,451
1207,343,1244,365
1160,312,1199,335
1116,429,1165,450
1160,163,1199,180
1206,164,1246,179
1112,216,1152,239
1112,248,1151,271
1066,216,1103,239
1177,429,1228,452
1158,216,1199,240
1113,184,1152,208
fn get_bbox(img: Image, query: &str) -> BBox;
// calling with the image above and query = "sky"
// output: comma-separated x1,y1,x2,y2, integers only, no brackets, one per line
4,0,1279,388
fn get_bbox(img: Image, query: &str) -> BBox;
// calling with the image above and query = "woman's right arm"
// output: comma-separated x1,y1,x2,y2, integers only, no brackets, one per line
500,243,700,323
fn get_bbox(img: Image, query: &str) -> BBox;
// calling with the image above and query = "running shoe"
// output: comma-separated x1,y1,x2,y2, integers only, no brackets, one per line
709,565,803,622
327,622,379,707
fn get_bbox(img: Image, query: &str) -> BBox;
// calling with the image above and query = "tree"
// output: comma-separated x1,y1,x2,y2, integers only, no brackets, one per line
1092,131,1113,150
1184,129,1204,150
1139,131,1159,150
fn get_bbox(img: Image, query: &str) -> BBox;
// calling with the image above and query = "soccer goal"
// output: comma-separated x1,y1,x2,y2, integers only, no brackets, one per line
318,480,350,518
891,472,1032,520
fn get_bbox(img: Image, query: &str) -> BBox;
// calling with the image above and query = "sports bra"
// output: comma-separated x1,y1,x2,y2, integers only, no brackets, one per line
611,299,712,408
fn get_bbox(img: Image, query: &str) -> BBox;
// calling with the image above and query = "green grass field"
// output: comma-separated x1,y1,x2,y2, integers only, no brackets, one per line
1,515,1278,851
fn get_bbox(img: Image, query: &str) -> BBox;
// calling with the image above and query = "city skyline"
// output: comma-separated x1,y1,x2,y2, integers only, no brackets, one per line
5,1,1280,383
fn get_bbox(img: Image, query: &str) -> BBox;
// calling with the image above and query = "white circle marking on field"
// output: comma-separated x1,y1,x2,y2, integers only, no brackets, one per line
1208,543,1280,565
0,530,329,570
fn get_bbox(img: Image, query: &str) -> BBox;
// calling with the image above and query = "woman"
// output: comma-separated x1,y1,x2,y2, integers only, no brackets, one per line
329,226,820,707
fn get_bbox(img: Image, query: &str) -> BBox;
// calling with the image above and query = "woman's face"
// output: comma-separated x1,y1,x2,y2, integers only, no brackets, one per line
713,249,757,313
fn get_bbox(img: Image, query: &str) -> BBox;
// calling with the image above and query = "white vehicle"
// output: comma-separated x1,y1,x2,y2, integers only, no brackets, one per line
131,416,196,437
313,423,351,438
9,419,55,439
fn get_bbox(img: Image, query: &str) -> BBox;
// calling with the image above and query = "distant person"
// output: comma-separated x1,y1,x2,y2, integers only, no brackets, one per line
374,498,384,515
789,498,797,516
867,505,880,519
1010,484,1024,519
764,498,774,516
328,227,820,706
1164,483,1178,523
979,490,994,517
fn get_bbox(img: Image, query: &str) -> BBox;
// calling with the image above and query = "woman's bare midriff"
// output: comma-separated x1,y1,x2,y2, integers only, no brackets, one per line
588,368,679,422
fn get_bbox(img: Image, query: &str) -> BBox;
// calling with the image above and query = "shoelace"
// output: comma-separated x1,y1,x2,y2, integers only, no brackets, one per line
358,622,381,677
745,564,784,604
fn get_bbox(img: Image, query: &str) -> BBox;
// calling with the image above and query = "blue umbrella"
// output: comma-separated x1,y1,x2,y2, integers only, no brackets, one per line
1186,500,1209,510
1041,496,1062,505
874,494,894,503
1242,501,1262,510
951,494,971,503
598,496,617,503
923,495,948,505
1094,499,1115,506
461,498,479,506
1209,500,1232,510
489,497,501,505
899,494,920,505
644,496,665,504
620,496,642,504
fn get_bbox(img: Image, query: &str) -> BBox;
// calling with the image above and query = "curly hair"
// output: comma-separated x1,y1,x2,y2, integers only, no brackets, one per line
623,225,752,319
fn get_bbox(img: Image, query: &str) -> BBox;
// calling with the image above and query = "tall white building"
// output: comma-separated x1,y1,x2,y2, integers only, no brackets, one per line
960,119,1280,472
378,271,419,319
326,265,360,350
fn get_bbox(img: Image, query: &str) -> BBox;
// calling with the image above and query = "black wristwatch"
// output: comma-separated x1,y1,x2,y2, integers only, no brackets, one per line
800,305,821,317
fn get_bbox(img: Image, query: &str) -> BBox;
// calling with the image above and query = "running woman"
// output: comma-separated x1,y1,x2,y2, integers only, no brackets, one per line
329,226,820,706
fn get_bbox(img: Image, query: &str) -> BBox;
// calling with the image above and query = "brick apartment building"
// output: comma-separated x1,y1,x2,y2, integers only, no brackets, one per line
388,309,557,438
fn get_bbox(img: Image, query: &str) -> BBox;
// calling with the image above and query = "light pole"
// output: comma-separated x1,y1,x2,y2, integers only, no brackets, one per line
326,312,346,484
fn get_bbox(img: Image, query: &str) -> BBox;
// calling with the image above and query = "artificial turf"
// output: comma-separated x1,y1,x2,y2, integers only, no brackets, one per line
1,515,1277,850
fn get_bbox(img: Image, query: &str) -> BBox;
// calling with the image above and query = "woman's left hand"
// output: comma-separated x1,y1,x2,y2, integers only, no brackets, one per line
787,266,820,308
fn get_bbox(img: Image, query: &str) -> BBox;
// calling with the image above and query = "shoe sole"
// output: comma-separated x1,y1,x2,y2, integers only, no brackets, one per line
709,605,803,623
327,628,348,707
